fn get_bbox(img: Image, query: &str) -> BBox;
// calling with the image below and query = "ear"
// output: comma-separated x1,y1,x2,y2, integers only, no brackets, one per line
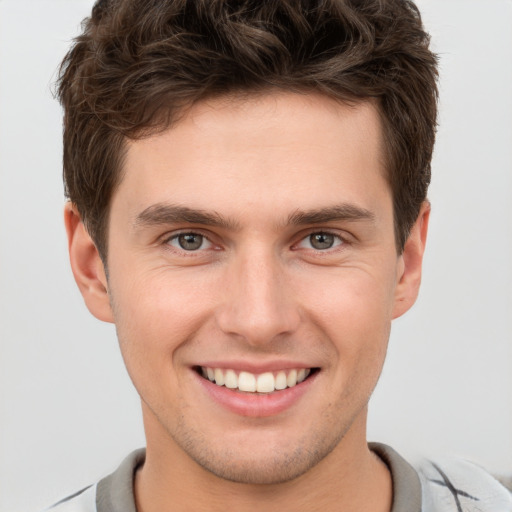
64,202,114,323
392,201,430,319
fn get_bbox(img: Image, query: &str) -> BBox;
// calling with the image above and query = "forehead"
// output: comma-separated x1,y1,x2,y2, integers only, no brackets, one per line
113,92,388,225
136,92,383,160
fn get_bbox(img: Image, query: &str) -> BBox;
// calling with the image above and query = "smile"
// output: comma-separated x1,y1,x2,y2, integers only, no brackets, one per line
198,366,315,393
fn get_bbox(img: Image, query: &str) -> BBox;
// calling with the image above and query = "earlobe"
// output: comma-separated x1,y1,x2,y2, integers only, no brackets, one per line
64,203,114,323
392,201,430,319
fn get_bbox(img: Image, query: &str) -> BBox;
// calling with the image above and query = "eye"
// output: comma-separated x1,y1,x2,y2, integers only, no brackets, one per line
297,232,344,251
167,232,213,251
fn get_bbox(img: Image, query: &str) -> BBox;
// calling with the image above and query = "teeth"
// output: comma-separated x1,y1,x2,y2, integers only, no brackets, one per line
287,369,297,387
238,371,256,392
256,372,274,393
214,368,225,386
275,371,287,390
224,369,238,389
200,366,313,393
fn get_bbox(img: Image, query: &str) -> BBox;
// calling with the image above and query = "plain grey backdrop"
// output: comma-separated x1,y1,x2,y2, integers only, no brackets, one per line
0,1,511,511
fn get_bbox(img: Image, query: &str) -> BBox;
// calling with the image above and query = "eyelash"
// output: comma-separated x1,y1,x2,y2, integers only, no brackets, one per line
161,229,349,255
294,231,347,252
163,231,216,254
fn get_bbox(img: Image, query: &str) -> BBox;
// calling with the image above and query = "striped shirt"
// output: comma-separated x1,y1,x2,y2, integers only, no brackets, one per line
44,444,512,512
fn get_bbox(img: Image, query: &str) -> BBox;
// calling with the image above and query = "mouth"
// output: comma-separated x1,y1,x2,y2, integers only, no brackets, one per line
195,366,319,394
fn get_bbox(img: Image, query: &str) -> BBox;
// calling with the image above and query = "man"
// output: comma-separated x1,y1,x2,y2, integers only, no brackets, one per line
49,0,511,511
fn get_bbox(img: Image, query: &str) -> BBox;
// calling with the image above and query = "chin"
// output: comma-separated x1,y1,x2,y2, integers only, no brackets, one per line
192,448,328,485
174,422,346,485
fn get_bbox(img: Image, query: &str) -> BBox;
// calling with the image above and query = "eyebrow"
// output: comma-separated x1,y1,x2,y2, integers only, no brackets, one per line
287,204,375,225
134,204,242,231
133,202,375,231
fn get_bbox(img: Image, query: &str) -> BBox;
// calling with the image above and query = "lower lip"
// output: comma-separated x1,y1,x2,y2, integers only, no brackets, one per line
195,371,318,418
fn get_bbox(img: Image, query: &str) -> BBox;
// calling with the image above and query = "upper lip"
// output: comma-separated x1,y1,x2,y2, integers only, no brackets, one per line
194,360,318,373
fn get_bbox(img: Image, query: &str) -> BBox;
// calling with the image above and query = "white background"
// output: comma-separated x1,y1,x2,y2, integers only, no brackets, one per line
0,1,511,511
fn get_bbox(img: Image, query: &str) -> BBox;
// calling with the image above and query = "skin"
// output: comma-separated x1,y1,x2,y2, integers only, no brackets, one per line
66,92,429,512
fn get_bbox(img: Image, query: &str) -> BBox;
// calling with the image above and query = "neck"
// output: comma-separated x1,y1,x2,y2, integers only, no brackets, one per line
135,410,392,512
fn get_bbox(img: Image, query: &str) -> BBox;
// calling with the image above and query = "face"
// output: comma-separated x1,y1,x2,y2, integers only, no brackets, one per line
69,92,427,485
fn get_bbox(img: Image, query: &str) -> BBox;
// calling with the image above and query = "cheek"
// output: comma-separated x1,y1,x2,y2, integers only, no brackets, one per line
297,266,395,382
108,269,218,381
319,280,392,409
112,265,216,329
298,263,397,333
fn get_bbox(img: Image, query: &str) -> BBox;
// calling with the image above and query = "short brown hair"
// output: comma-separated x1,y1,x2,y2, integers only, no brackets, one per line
57,0,438,259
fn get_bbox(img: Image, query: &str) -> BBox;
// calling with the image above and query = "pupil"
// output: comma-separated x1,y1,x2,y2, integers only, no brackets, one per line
178,233,202,250
310,233,334,250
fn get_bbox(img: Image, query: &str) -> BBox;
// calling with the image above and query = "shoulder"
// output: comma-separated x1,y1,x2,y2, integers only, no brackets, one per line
370,443,512,512
41,484,97,512
416,457,512,512
40,448,144,512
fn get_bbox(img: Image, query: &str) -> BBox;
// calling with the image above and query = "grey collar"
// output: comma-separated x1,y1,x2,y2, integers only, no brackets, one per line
370,442,422,512
96,444,421,512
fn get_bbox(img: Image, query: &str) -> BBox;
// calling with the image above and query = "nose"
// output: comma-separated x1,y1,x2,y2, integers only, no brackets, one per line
215,248,301,346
